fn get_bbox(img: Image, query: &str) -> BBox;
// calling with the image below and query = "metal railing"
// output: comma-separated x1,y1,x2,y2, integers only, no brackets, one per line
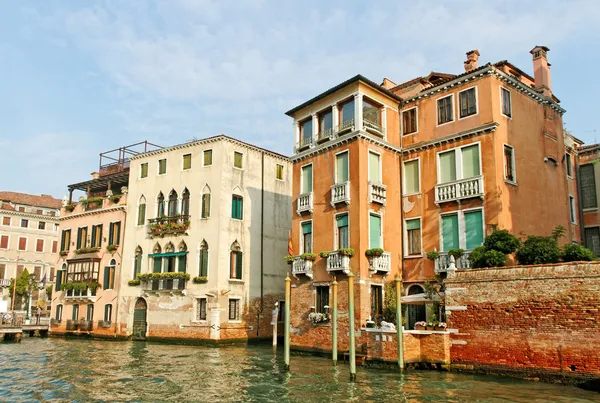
292,257,313,279
141,278,187,291
435,251,472,273
369,252,391,274
331,182,350,205
335,119,355,134
317,128,333,143
435,176,484,204
79,320,93,332
296,136,313,150
326,251,350,274
363,119,384,136
368,182,386,205
297,192,313,215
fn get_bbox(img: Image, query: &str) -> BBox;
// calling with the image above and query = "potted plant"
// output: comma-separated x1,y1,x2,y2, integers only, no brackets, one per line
319,251,330,258
435,322,447,331
106,244,118,253
64,204,75,212
59,251,68,257
284,255,295,265
426,322,436,331
109,194,121,204
414,321,426,331
365,248,384,257
426,251,440,261
128,279,141,286
448,248,464,260
308,312,329,325
300,252,317,261
193,276,208,284
337,248,355,257
366,320,376,329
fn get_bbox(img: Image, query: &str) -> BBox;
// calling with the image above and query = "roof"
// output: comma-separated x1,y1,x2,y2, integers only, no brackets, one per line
0,191,62,209
285,74,404,117
68,170,130,192
1,203,15,211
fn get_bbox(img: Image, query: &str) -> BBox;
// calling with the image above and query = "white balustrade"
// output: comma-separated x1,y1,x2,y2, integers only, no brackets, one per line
331,182,350,205
326,251,350,274
368,182,387,205
369,252,391,274
435,176,484,204
434,251,472,273
297,192,313,215
292,257,313,279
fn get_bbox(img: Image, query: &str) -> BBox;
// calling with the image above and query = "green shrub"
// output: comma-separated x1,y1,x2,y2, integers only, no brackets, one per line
448,248,464,259
337,248,355,257
192,276,208,284
483,229,520,254
516,235,561,265
469,246,487,268
300,253,317,261
426,251,440,261
562,244,595,262
470,246,505,268
365,248,384,257
128,280,141,286
319,251,330,258
137,272,190,281
284,255,295,264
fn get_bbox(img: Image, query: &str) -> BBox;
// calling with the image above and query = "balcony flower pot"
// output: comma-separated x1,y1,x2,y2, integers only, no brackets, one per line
415,322,427,331
128,280,140,286
426,251,440,261
300,253,317,261
426,322,436,331
284,255,295,265
64,204,75,212
435,323,447,331
366,320,376,329
337,248,355,257
192,276,208,284
319,251,330,258
365,248,384,257
59,251,68,257
106,245,118,253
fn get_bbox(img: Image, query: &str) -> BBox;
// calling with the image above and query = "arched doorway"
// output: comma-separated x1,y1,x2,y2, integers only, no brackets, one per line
132,298,148,340
407,285,426,330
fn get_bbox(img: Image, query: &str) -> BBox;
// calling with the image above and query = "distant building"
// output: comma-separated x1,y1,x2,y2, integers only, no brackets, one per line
577,142,600,255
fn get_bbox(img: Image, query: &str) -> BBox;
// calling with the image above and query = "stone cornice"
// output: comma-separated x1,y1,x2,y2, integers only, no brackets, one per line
401,122,499,154
59,206,127,221
0,210,60,222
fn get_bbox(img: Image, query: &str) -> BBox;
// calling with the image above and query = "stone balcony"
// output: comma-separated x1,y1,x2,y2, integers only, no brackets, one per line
292,257,313,279
0,279,11,287
297,192,313,215
368,182,386,205
434,251,472,273
331,182,350,206
64,288,97,302
141,278,187,292
368,252,391,274
326,251,351,275
363,118,384,137
435,176,484,204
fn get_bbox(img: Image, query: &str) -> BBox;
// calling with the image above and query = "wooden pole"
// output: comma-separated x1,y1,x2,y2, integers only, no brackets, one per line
332,276,338,365
284,273,291,370
11,277,16,311
348,272,356,381
395,276,404,371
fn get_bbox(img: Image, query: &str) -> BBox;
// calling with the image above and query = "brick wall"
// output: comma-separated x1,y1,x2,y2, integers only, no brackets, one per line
445,262,600,383
361,330,450,365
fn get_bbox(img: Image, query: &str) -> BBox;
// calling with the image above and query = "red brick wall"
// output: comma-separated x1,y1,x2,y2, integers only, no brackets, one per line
361,330,450,364
445,262,600,382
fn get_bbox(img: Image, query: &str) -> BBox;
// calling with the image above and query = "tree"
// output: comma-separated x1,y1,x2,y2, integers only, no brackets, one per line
9,269,34,310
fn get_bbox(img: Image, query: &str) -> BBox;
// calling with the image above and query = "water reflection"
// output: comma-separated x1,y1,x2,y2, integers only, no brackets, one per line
0,338,597,402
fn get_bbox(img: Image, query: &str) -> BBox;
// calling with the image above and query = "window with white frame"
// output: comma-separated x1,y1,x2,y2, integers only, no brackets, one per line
459,87,477,118
336,214,349,249
569,196,576,224
501,87,512,118
441,209,484,251
438,143,481,183
203,150,213,166
404,159,420,194
335,151,349,184
301,164,313,194
104,304,112,323
196,298,207,321
504,145,516,183
405,218,421,256
368,151,381,183
369,213,382,249
301,221,312,253
234,152,243,169
581,164,597,209
437,95,454,125
228,298,240,321
402,107,417,135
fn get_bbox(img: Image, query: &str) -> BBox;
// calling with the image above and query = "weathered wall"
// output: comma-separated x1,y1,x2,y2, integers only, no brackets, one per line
445,262,600,383
361,330,450,365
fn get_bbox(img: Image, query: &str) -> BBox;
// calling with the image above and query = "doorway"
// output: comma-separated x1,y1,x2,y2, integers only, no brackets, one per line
133,298,148,340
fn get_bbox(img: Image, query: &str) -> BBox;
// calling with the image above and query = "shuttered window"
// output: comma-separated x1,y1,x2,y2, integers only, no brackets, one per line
459,88,477,118
158,159,167,174
0,264,5,279
230,251,243,280
91,225,102,248
140,163,148,178
276,164,284,180
201,193,211,218
301,165,313,193
406,218,421,256
465,210,484,250
203,150,213,166
183,154,192,170
61,229,71,252
138,203,146,226
228,299,240,321
36,239,44,252
437,95,453,124
153,257,162,273
302,221,312,253
368,152,381,183
2,217,10,226
108,222,121,246
199,248,208,277
0,235,8,249
442,214,459,251
178,254,187,273
462,145,480,178
404,160,419,194
369,214,382,249
581,164,597,209
55,270,64,292
134,254,142,278
439,150,457,183
52,240,58,253
231,195,243,219
335,151,349,183
33,266,41,281
501,88,512,117
76,227,88,249
18,237,27,251
103,267,115,289
402,108,417,135
234,152,243,169
336,214,349,249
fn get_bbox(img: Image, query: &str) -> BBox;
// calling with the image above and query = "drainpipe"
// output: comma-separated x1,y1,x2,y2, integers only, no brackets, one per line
397,101,406,362
257,151,265,336
575,153,584,243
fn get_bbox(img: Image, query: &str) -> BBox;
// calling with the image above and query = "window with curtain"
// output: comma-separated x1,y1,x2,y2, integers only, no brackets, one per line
402,108,417,135
442,214,459,251
459,88,477,118
168,191,178,217
465,210,484,250
183,154,192,170
406,218,421,255
340,99,355,124
181,188,190,217
581,164,597,209
203,150,213,166
199,241,208,277
404,160,420,194
316,286,329,314
231,195,243,219
335,151,349,183
501,88,512,117
234,152,243,168
158,159,167,175
437,95,454,124
91,224,102,248
202,193,211,218
462,144,480,178
157,193,165,217
369,214,382,249
336,214,349,249
108,222,121,246
368,151,381,183
301,165,313,194
302,221,312,253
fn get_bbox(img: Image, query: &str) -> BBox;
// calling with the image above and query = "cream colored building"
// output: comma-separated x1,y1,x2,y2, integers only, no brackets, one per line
0,192,61,310
116,135,292,342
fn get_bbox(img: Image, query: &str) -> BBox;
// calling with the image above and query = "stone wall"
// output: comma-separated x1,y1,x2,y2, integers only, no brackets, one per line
445,262,600,384
361,330,450,365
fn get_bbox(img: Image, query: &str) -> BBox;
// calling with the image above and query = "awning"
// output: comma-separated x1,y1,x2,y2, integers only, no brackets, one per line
148,252,188,257
401,292,444,305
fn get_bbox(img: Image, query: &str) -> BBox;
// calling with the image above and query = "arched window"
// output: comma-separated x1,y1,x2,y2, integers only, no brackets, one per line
230,240,242,280
199,240,208,277
138,195,147,226
231,186,243,220
134,246,143,278
55,263,67,292
408,285,424,295
168,190,178,217
177,241,188,273
157,192,165,217
104,259,116,290
181,188,190,217
201,185,211,219
153,243,162,273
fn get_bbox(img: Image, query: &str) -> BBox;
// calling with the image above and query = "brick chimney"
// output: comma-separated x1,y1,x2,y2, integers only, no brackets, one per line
464,50,480,72
530,45,552,97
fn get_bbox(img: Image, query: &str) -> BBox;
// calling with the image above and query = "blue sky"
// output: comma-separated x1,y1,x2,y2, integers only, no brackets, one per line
1,0,599,198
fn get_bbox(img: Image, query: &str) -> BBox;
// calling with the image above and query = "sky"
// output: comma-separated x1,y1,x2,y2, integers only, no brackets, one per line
1,0,599,198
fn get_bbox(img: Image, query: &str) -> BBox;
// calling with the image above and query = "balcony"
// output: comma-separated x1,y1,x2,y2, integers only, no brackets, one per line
141,278,187,292
292,257,313,279
64,287,97,302
336,119,355,135
79,320,93,332
97,320,112,328
363,119,384,137
331,182,350,206
368,252,391,274
66,319,78,331
0,279,10,287
435,176,484,204
296,136,313,151
326,251,350,275
297,192,313,215
316,128,334,144
50,319,61,326
435,251,472,273
368,182,386,205
148,215,190,238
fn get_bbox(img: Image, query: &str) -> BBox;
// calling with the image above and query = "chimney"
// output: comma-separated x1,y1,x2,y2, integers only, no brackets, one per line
530,45,552,97
464,50,480,72
91,172,100,180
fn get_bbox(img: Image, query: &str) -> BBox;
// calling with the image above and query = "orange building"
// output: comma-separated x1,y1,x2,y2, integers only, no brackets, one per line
286,46,578,349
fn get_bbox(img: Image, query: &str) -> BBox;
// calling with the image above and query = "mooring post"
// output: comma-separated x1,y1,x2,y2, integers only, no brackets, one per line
272,302,278,348
332,276,338,365
395,276,404,371
348,272,356,381
284,273,291,371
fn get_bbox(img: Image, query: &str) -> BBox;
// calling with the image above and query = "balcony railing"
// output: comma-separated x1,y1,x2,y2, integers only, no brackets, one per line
368,182,386,205
435,176,484,204
292,257,313,279
79,320,93,332
326,251,350,274
97,320,112,328
363,119,384,137
0,279,11,287
50,319,61,326
141,278,187,292
66,319,78,331
148,215,190,237
317,128,334,143
331,182,350,206
297,192,313,215
65,288,97,301
336,119,355,135
297,136,313,151
368,252,391,274
435,251,472,273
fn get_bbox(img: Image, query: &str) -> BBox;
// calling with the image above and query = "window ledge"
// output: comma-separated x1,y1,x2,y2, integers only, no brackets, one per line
404,255,423,259
504,179,518,187
228,320,242,324
233,167,244,171
583,208,598,212
402,131,417,136
229,279,244,283
403,192,421,197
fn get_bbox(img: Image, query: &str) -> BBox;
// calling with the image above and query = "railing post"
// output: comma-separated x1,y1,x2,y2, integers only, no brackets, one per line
348,272,356,381
395,276,404,371
332,276,338,365
284,273,291,371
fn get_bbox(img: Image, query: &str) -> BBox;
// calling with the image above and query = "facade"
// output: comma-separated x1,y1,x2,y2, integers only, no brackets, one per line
286,46,577,351
578,143,600,255
116,135,292,342
0,192,61,311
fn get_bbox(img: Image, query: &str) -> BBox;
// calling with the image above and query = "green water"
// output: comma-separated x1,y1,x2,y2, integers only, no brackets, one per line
0,338,597,402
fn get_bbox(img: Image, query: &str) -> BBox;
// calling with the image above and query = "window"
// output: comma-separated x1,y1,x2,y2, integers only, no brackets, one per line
86,304,94,321
459,88,477,118
76,226,88,249
37,209,43,215
61,229,71,252
137,196,146,226
404,160,420,194
201,193,211,218
437,95,454,125
276,164,284,180
55,304,63,322
501,87,512,117
104,260,116,289
168,190,178,217
441,210,484,251
203,150,213,166
55,267,65,291
199,241,209,277
406,218,421,256
335,151,349,184
52,240,58,253
301,164,313,194
584,227,600,256
18,207,25,212
108,222,121,246
228,299,240,321
104,304,112,323
134,247,142,278
371,285,383,319
402,107,417,135
368,151,381,183
302,221,312,253
36,239,44,252
197,298,207,321
38,221,46,230
438,144,480,183
316,286,329,314
2,217,10,226
300,119,312,146
181,188,190,217
140,162,149,178
158,159,167,174
21,219,28,228
234,152,243,169
504,145,516,183
336,214,349,249
565,153,572,178
183,154,192,170
54,223,59,231
230,251,243,280
581,165,597,209
0,264,4,279
231,195,243,219
340,99,355,125
318,109,333,135
72,304,79,321
50,267,55,282
33,266,41,281
157,192,165,217
18,236,27,251
569,196,577,224
0,235,8,249
363,98,381,126
91,224,102,248
369,214,382,249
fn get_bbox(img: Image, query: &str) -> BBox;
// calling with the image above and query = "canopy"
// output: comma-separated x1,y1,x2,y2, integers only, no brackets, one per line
401,292,444,305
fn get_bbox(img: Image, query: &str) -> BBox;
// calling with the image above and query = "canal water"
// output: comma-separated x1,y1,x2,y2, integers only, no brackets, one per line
0,338,597,402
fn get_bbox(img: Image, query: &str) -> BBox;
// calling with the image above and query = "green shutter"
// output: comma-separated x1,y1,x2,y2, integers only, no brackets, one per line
138,204,146,225
200,250,208,276
55,271,62,292
235,252,243,279
369,152,380,182
336,152,349,183
204,150,212,166
103,267,110,289
336,214,348,227
406,218,420,230
462,145,480,178
108,223,113,245
465,210,484,249
178,255,187,273
369,214,381,248
234,152,243,168
115,222,121,246
302,222,312,234
404,160,419,194
202,194,210,218
442,214,459,251
302,165,312,193
439,151,457,183
153,257,162,273
135,255,141,277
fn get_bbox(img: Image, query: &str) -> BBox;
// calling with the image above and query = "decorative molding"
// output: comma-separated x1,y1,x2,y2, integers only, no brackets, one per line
58,206,127,221
401,122,499,154
0,210,60,222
